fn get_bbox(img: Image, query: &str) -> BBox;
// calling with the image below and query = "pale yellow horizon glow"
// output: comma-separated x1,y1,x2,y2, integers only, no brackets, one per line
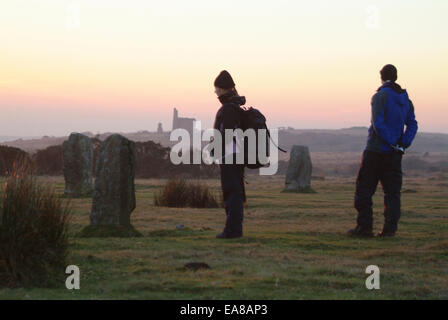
1,0,447,136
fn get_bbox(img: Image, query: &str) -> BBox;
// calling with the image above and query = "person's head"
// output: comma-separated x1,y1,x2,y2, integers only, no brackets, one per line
380,64,398,84
214,70,237,97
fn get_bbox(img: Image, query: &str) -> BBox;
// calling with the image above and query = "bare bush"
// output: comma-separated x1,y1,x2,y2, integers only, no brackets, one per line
154,178,221,208
0,146,29,176
0,162,72,288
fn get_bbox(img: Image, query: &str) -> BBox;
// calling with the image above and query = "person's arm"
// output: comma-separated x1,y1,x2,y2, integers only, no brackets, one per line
209,105,240,160
371,91,395,146
209,108,222,159
220,104,242,158
220,104,241,131
400,99,418,148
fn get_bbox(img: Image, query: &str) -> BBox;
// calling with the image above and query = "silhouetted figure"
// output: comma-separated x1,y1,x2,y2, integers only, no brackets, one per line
213,70,246,239
348,64,418,237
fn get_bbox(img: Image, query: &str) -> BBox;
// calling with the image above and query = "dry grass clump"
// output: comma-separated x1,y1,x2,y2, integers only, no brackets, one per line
0,161,71,287
154,178,221,208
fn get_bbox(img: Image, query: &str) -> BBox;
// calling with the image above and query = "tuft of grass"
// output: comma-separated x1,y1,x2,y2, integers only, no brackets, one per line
147,227,202,238
78,225,142,238
0,161,71,288
282,187,317,194
154,178,221,208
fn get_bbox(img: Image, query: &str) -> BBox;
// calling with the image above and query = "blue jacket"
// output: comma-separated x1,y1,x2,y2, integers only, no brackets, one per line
366,82,418,154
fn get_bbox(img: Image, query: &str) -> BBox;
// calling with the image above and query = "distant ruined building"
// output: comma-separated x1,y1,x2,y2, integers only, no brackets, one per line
157,122,163,133
172,108,195,136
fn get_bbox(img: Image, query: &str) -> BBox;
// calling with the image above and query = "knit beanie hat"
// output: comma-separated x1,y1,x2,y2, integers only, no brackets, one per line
214,70,235,89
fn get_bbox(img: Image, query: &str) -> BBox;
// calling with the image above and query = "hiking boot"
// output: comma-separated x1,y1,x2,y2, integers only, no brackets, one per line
377,224,396,238
376,228,395,237
376,231,395,237
216,232,242,239
347,225,373,238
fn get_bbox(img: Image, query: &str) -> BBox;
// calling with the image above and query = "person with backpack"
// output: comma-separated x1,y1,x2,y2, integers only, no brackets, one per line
212,70,246,239
348,64,418,237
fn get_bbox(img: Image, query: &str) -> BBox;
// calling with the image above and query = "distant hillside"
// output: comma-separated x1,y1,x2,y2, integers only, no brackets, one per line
277,127,448,153
0,136,38,143
2,128,448,154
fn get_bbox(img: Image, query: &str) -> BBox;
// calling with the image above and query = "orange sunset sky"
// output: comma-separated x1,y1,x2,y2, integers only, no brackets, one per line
1,0,447,136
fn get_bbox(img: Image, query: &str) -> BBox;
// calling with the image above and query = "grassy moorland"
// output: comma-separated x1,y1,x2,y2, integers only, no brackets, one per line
0,174,447,299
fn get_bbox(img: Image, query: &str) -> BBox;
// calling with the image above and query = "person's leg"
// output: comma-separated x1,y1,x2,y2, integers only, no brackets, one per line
219,164,230,221
379,153,403,235
352,150,381,233
242,170,247,207
219,164,245,237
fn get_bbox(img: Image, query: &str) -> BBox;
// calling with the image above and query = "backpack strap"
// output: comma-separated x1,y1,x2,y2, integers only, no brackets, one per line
265,124,287,153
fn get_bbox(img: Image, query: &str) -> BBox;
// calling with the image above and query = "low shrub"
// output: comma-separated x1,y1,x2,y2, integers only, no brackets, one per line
154,178,221,208
0,161,71,288
0,145,29,176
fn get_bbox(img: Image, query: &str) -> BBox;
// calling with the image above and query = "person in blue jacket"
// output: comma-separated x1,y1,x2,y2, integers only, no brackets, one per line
348,64,418,237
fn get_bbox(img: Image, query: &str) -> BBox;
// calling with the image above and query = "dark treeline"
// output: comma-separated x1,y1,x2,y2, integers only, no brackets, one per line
0,140,219,179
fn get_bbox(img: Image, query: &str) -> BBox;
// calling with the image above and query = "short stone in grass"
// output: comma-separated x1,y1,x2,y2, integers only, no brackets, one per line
283,145,315,193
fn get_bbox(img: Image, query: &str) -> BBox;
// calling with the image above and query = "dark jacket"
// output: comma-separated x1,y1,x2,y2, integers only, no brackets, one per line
366,82,418,154
212,92,246,161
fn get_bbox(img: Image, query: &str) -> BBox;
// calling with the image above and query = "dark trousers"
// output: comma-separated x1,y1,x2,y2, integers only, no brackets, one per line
355,150,403,232
220,163,245,236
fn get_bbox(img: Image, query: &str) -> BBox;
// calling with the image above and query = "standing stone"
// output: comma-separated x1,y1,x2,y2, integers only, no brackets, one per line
62,133,93,197
283,145,314,193
90,134,136,227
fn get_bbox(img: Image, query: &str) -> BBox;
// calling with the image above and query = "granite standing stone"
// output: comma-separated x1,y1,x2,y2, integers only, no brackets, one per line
284,145,313,193
62,133,93,197
90,134,136,227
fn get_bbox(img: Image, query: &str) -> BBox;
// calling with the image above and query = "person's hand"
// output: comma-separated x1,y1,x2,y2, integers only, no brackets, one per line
391,144,405,155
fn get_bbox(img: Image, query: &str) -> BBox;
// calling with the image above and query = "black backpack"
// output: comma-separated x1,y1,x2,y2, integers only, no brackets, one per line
238,106,287,169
